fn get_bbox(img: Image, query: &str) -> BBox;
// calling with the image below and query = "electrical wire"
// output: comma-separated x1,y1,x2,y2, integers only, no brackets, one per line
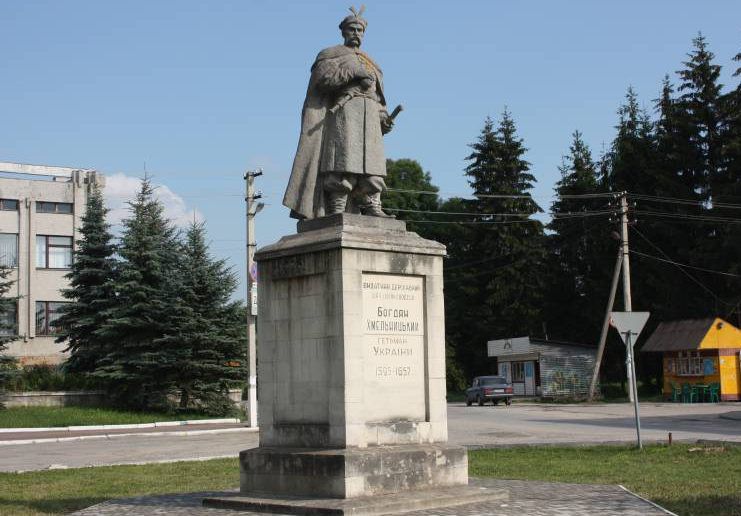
630,250,741,279
385,207,617,218
628,193,741,210
410,219,542,225
633,210,741,224
385,188,616,200
629,226,740,310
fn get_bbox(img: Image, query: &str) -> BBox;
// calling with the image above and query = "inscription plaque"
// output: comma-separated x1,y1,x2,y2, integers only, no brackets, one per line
362,273,425,422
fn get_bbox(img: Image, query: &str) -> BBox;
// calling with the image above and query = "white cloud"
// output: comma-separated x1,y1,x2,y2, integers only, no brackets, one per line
103,173,203,228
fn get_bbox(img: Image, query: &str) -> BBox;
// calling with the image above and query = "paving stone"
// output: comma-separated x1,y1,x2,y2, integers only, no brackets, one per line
71,478,671,515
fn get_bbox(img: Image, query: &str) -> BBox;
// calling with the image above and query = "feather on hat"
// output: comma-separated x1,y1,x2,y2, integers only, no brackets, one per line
339,5,367,30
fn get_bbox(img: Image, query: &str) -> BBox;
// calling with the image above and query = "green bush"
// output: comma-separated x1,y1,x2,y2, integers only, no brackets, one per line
6,365,102,392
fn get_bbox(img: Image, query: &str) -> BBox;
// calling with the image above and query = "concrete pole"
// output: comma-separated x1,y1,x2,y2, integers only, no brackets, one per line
245,169,262,428
587,248,623,401
626,331,643,449
620,193,635,403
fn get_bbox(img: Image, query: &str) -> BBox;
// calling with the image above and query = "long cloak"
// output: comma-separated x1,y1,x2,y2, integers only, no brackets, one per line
283,45,386,219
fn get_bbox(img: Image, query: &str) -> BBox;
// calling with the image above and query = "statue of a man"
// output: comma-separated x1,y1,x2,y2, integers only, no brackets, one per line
283,7,394,219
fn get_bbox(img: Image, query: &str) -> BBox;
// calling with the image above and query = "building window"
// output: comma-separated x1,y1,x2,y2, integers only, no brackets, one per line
511,361,525,382
36,235,73,269
35,301,67,336
0,199,18,211
670,351,703,376
36,201,73,214
0,300,17,336
0,233,18,267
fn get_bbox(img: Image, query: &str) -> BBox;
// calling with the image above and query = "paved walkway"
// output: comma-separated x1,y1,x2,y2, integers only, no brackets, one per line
71,478,673,515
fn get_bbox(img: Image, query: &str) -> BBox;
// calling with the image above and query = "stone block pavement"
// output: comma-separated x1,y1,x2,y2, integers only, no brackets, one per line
72,478,674,515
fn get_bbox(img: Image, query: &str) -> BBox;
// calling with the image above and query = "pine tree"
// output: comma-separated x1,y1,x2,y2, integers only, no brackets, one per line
0,265,18,407
446,112,546,378
95,178,182,409
56,184,117,375
160,221,246,415
546,131,612,344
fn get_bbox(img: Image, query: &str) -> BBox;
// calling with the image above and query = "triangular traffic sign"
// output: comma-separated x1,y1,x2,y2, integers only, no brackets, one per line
610,311,650,345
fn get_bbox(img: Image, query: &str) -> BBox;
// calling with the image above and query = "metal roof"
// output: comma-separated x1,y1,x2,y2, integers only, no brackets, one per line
641,318,715,352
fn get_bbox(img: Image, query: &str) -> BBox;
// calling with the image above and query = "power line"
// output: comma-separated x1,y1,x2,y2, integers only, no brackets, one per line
411,219,541,225
385,188,616,200
629,226,740,310
630,250,741,279
628,193,741,210
633,210,741,224
385,207,617,218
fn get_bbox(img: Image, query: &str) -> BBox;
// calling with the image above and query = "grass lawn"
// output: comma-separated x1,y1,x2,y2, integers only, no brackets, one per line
0,406,218,428
0,458,239,515
470,444,741,516
0,445,738,515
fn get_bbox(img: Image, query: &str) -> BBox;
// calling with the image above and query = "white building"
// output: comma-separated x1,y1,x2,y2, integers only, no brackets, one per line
487,336,597,398
0,161,103,365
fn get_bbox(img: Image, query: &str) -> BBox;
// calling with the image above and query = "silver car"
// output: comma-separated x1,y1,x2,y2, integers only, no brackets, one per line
465,375,514,406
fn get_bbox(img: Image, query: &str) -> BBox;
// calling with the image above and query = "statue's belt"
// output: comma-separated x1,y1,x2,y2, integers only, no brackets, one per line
329,92,380,114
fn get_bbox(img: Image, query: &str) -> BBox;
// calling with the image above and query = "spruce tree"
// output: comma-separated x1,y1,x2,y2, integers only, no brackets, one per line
715,51,741,322
0,265,18,407
160,221,246,415
674,34,733,315
546,131,612,344
95,178,182,409
606,87,657,194
56,184,117,375
446,112,545,378
677,33,723,201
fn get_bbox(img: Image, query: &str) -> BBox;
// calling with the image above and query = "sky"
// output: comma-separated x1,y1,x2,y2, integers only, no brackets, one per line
2,1,739,299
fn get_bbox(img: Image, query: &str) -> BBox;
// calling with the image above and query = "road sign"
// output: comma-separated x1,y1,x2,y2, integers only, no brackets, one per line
610,311,650,450
610,311,650,345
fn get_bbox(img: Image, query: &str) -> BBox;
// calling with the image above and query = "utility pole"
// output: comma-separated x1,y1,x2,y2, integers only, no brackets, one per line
619,192,635,403
587,247,623,401
245,169,263,428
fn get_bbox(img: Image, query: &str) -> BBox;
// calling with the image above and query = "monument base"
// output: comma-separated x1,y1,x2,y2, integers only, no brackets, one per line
236,444,468,499
203,484,507,515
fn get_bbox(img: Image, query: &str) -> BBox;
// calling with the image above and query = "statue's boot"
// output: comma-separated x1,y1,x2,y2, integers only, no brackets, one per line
326,191,349,215
361,193,394,218
324,173,353,215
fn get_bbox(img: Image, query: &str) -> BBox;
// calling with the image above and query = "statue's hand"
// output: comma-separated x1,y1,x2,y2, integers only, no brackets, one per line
381,112,394,135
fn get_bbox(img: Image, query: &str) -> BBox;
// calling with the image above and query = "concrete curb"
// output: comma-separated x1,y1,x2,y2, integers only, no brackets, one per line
0,417,241,434
11,454,240,474
0,426,258,446
618,485,678,515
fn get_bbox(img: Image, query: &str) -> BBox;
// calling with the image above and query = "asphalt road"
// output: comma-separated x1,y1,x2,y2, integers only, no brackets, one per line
2,402,739,472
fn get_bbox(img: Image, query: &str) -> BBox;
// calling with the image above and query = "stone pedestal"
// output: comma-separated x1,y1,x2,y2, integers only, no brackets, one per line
205,214,506,513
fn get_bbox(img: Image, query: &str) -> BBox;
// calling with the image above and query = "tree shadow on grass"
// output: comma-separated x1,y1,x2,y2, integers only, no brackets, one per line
0,491,238,514
655,494,741,516
0,495,108,514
